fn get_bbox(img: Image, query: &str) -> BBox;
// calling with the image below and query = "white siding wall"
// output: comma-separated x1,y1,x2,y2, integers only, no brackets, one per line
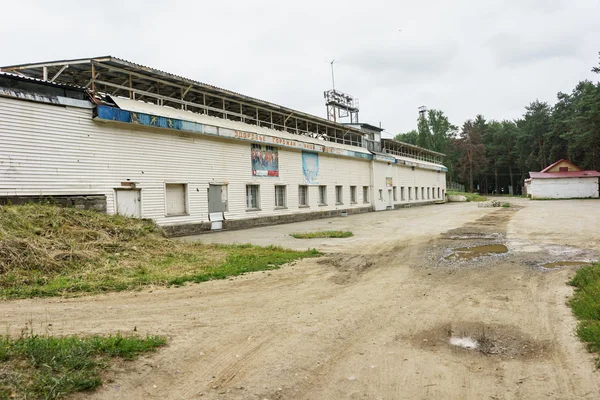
371,160,446,211
530,178,599,199
0,97,374,226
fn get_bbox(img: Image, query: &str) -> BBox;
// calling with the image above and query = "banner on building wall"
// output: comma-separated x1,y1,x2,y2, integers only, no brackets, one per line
302,151,320,184
251,144,279,177
386,177,393,188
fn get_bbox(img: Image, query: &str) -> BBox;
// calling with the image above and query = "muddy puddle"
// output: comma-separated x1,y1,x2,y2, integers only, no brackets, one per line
446,244,508,261
541,261,593,269
413,322,550,359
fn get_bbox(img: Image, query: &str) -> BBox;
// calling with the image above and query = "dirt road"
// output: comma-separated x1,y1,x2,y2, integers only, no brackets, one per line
2,198,600,399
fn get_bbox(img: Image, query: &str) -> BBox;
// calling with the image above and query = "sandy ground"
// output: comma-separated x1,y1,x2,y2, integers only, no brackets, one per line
2,198,600,399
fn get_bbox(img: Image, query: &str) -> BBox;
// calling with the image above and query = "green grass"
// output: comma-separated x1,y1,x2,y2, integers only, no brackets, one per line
290,231,354,239
446,191,488,202
501,203,511,208
568,263,600,366
0,204,320,299
0,331,165,399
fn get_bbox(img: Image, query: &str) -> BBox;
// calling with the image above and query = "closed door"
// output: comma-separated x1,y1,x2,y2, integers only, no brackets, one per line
388,189,393,208
115,189,141,218
208,185,227,213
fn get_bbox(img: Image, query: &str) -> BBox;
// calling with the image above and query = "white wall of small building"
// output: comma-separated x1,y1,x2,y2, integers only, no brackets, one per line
371,159,446,211
530,178,599,199
0,95,448,229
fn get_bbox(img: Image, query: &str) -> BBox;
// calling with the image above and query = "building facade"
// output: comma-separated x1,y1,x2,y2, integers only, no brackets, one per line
525,159,600,199
0,57,447,235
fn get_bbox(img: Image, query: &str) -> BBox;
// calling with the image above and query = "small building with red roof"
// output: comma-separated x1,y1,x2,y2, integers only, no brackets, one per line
524,159,600,199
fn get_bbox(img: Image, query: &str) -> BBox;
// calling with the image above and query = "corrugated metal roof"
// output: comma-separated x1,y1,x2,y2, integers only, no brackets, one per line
529,170,600,179
0,56,366,136
0,71,84,90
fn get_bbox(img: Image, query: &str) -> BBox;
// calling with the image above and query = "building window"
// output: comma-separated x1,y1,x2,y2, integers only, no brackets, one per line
319,185,327,205
408,187,412,200
427,187,431,200
298,185,308,207
335,185,343,204
246,185,260,210
165,183,187,215
379,189,383,200
438,187,441,198
350,186,357,204
393,186,397,201
421,187,425,200
415,187,419,200
401,187,405,201
442,189,445,199
363,186,369,203
275,185,287,208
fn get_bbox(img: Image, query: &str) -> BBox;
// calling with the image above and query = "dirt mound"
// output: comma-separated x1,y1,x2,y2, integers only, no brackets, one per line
318,253,375,284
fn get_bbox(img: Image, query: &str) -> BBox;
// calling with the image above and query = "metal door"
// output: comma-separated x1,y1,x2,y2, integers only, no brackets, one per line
208,185,227,213
115,189,141,218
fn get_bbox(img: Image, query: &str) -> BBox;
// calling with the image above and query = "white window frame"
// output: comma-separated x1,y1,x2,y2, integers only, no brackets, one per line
298,185,309,207
401,186,405,201
393,186,397,201
350,186,357,204
164,183,188,216
246,184,261,210
275,185,287,209
335,185,343,205
363,186,369,203
318,185,327,205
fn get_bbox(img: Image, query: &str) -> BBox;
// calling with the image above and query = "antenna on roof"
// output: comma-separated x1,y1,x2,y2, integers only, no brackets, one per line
324,60,359,123
330,60,336,91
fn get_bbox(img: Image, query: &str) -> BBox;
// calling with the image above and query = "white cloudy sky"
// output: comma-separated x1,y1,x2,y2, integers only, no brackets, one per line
2,0,599,136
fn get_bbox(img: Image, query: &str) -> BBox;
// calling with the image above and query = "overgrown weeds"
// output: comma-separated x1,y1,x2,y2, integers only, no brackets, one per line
0,327,165,399
0,204,320,298
290,231,353,239
568,263,600,367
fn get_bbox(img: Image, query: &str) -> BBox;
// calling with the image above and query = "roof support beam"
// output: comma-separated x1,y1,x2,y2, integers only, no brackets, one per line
49,65,68,83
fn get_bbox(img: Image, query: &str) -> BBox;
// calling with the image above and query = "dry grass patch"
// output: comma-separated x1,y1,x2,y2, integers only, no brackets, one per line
0,204,319,299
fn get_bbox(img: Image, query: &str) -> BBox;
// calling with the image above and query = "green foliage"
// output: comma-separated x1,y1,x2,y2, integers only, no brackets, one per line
290,231,353,239
394,129,418,145
0,204,320,298
568,263,600,366
401,53,600,195
501,203,510,208
0,331,165,399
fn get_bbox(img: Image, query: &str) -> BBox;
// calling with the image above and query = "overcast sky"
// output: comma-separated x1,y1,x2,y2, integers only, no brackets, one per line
2,0,599,137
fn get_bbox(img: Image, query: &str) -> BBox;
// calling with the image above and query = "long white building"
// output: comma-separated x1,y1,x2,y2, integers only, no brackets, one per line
0,56,447,235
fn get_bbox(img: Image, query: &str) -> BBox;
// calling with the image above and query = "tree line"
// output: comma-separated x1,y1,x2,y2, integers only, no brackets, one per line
395,53,600,194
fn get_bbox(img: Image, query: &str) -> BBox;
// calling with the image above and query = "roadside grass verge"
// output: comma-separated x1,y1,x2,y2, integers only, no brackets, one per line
290,231,353,239
0,204,320,299
568,263,600,367
446,191,488,202
0,330,165,399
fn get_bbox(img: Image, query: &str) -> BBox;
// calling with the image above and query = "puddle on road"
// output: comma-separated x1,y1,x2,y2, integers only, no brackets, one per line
446,244,508,261
449,337,479,350
542,261,593,269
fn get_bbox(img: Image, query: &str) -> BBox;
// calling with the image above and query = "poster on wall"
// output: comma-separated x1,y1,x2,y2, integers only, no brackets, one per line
302,151,319,184
251,144,279,177
386,177,393,188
